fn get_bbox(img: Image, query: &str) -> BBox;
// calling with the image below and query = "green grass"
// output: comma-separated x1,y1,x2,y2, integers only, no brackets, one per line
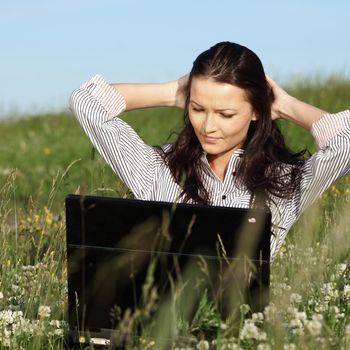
0,107,183,211
0,76,350,349
1,76,349,211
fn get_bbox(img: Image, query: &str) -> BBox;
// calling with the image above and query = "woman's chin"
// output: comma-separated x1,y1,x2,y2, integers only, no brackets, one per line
201,144,221,155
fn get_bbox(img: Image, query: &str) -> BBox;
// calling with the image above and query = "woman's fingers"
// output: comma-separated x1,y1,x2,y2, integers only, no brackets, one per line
174,74,190,109
266,74,290,120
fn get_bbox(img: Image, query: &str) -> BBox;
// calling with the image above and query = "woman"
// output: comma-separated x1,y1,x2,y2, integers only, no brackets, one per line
70,42,350,263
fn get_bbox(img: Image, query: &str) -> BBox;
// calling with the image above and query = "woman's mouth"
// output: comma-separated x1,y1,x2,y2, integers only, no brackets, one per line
202,135,220,144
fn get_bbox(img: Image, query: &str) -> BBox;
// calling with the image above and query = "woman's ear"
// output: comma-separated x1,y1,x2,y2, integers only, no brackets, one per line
251,112,258,121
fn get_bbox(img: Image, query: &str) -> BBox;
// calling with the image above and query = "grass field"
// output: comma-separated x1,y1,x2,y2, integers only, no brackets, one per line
0,77,350,349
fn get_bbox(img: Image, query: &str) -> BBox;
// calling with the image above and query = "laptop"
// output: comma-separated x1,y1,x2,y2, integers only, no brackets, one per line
65,194,271,348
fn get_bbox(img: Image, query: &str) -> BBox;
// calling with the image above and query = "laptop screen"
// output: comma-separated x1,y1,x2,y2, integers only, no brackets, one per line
65,194,271,347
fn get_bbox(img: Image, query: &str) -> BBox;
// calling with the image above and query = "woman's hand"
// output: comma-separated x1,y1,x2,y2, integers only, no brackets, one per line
266,75,325,129
173,74,189,109
266,75,291,120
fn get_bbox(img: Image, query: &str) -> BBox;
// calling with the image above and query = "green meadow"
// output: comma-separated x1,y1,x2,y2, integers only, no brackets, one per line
0,76,350,349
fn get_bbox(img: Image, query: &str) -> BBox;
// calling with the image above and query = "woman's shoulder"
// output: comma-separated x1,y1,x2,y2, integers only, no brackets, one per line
152,143,174,153
160,143,174,152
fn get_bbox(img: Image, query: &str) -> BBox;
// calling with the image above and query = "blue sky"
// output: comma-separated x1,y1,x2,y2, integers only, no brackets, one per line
1,0,350,117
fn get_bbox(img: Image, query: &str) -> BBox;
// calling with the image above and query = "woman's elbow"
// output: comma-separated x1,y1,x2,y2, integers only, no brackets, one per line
69,89,79,114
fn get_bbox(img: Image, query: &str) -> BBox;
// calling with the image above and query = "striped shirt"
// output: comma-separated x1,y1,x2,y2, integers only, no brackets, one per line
70,74,350,263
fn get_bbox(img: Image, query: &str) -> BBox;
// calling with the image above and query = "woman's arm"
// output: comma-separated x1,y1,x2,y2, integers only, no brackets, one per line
267,75,326,130
267,76,350,220
111,82,175,111
70,74,167,199
111,74,189,112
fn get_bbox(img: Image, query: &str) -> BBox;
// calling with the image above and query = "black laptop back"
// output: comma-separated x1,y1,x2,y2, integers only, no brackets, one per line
65,194,271,347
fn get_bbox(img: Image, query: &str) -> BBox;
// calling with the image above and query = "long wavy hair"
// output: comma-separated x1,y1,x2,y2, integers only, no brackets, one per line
158,42,304,206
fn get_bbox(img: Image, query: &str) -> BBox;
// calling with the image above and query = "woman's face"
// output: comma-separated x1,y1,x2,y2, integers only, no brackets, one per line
188,76,256,165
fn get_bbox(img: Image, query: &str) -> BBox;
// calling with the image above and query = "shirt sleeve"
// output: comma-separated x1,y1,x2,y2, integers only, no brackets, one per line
69,74,161,199
295,110,350,217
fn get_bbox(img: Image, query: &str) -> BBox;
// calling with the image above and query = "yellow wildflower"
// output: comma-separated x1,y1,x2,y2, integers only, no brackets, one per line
43,148,51,156
331,185,341,196
44,206,53,226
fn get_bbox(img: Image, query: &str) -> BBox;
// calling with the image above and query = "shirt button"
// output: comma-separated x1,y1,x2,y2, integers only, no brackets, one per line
222,195,227,200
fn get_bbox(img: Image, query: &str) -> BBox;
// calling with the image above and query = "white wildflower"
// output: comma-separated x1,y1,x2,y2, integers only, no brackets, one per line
239,304,250,315
311,314,323,322
310,256,318,266
220,343,241,350
240,320,266,341
49,328,64,337
257,344,270,350
0,291,3,299
263,304,277,322
22,265,35,271
321,282,339,302
38,305,51,318
289,310,307,335
290,318,303,330
286,306,298,318
281,283,292,292
305,246,312,254
296,311,307,323
317,337,326,344
219,322,228,330
291,327,304,336
336,263,347,277
54,328,64,336
0,310,11,326
252,312,264,324
305,319,322,336
314,303,327,313
274,282,292,296
290,293,302,304
12,317,35,336
30,319,42,336
1,327,11,347
329,305,339,315
196,340,209,350
23,319,36,335
343,285,350,300
48,319,66,337
49,320,61,328
283,344,296,350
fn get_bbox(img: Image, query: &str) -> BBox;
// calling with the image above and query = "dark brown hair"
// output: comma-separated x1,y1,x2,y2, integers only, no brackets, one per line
158,42,304,205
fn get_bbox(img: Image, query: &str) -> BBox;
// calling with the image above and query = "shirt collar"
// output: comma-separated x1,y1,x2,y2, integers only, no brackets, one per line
200,148,244,162
200,148,244,180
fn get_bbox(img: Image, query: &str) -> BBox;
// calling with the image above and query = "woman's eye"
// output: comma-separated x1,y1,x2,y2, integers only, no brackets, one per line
192,107,204,112
222,114,234,118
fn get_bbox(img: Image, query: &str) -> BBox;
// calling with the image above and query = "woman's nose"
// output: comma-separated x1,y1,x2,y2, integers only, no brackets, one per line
202,114,216,133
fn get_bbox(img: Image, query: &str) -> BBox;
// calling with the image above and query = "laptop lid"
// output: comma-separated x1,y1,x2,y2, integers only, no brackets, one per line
65,194,271,347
